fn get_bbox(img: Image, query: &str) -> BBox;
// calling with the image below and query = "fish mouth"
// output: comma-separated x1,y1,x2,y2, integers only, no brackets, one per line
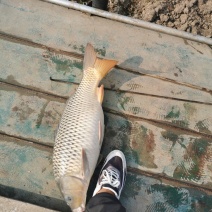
59,175,87,210
72,205,85,212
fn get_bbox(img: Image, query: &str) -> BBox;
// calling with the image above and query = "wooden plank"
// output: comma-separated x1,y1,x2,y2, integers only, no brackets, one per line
120,172,212,212
0,0,212,91
0,87,211,189
0,135,70,211
0,84,65,146
0,135,211,212
103,113,212,188
1,38,212,103
0,39,212,136
104,90,212,136
0,196,56,212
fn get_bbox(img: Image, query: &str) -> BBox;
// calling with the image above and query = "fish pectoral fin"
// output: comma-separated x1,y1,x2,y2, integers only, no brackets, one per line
82,149,90,178
97,85,104,104
83,43,97,71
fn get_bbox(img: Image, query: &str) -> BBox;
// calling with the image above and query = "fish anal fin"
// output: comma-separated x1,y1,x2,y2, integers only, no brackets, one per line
94,58,118,80
97,85,104,104
83,43,97,71
82,149,90,178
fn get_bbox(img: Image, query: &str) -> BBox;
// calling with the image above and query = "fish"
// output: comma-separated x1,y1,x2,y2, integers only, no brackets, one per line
53,43,118,212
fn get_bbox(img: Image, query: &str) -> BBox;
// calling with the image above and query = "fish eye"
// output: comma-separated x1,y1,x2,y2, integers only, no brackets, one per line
65,196,72,201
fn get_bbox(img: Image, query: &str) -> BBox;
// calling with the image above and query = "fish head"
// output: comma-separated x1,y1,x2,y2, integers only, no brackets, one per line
59,175,87,211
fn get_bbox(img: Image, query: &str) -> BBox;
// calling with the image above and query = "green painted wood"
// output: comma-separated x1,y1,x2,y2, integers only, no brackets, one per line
104,90,212,136
0,84,65,146
0,39,212,136
0,87,211,189
1,38,211,103
0,0,211,209
103,113,212,188
0,135,211,212
121,172,212,212
0,135,70,211
0,0,212,91
0,136,58,198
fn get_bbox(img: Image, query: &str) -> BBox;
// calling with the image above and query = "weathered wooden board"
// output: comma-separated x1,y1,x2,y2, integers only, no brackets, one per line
0,86,211,189
0,135,211,212
0,135,69,211
0,0,211,210
104,90,212,136
0,84,64,146
1,38,211,103
121,172,212,212
0,0,212,91
103,113,212,188
0,196,56,212
0,39,212,136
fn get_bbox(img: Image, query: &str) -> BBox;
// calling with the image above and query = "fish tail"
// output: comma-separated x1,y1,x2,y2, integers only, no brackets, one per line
83,43,118,80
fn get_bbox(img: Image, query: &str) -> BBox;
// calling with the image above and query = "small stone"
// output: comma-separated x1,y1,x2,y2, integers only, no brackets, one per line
174,20,180,26
178,22,188,31
186,27,191,32
191,26,198,34
155,5,162,13
190,0,197,6
180,14,188,24
160,14,169,22
133,14,138,19
167,21,174,27
184,7,189,13
191,20,198,26
198,0,204,6
174,4,184,14
142,9,156,22
156,20,162,24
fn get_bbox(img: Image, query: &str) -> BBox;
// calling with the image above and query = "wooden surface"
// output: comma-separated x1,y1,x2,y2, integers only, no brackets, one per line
0,196,57,212
0,0,212,211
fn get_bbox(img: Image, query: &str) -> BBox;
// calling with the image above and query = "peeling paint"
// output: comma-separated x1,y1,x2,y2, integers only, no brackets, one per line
195,120,211,134
165,106,180,119
130,123,157,168
50,55,83,75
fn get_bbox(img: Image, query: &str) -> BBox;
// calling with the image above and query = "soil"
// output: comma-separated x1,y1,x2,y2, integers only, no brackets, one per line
108,0,212,38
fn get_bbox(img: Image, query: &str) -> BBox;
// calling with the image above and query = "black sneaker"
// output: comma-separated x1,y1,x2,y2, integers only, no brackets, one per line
93,150,127,199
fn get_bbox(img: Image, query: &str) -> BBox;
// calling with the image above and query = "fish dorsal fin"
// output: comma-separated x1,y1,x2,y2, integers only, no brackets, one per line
94,58,118,80
82,149,90,178
83,43,97,71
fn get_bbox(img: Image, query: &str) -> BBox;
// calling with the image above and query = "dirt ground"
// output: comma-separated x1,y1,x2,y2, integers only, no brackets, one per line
108,0,212,38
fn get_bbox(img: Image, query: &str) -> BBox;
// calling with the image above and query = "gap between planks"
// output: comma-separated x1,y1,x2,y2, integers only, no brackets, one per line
0,31,212,96
1,132,211,194
1,81,212,139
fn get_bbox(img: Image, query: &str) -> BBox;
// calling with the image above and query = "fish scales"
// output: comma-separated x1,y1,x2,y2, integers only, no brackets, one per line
54,70,102,178
52,43,118,211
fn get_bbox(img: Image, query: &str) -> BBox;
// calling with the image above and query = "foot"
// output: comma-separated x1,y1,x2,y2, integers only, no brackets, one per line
93,150,127,199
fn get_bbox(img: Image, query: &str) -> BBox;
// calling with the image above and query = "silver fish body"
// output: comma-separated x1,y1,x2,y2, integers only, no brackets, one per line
53,43,117,211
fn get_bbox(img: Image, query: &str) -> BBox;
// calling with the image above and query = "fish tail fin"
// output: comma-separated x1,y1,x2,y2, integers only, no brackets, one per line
94,58,118,80
83,43,118,80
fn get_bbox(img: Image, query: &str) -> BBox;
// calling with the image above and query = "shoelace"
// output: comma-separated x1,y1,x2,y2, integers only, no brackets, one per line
100,167,120,188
